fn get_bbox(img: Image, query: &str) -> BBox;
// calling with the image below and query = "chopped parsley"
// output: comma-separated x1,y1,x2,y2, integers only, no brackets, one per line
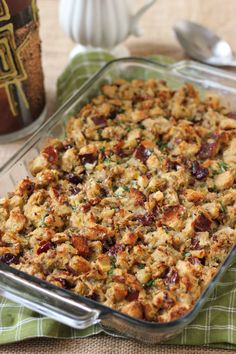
220,202,227,213
218,161,229,173
138,123,145,129
108,256,116,275
211,161,229,175
180,210,187,219
158,156,165,161
138,263,145,269
110,256,116,265
39,215,48,227
211,168,220,176
104,158,111,165
108,265,115,276
123,186,130,192
111,207,119,211
184,252,191,257
157,140,168,151
144,279,155,288
117,107,125,114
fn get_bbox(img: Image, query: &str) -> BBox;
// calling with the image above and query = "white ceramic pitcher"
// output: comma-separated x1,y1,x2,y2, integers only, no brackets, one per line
59,0,157,57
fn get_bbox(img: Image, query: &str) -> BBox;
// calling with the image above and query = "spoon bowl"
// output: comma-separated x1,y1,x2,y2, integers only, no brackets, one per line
174,20,236,67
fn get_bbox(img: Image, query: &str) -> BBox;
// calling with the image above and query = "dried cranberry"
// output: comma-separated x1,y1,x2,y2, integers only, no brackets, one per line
188,256,201,265
66,264,79,276
193,213,212,232
112,275,125,283
116,148,127,158
167,160,179,171
164,268,179,286
54,277,69,288
92,115,107,127
108,110,118,120
162,292,175,309
63,142,74,150
70,186,80,195
52,187,60,199
81,203,91,213
126,290,139,301
158,90,171,102
191,160,209,180
198,141,217,160
43,146,58,163
130,188,146,206
227,112,236,119
67,173,83,185
102,238,115,253
136,213,156,226
132,93,151,105
87,293,99,301
134,144,152,163
114,141,127,157
108,243,125,256
190,235,201,250
24,180,35,195
79,153,97,165
37,241,53,255
160,80,167,85
0,253,20,265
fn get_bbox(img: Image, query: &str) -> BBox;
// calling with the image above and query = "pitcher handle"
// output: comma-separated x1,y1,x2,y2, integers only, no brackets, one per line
131,0,157,36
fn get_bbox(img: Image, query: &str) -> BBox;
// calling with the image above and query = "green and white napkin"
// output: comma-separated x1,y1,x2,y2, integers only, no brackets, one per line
0,50,236,349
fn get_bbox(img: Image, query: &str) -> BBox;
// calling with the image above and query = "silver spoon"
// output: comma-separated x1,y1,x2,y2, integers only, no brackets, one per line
173,20,236,67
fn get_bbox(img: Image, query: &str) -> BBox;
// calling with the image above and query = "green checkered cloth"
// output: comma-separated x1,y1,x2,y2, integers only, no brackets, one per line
1,50,236,348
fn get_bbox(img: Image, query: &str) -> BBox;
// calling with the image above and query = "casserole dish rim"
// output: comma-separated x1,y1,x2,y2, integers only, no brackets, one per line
0,56,236,339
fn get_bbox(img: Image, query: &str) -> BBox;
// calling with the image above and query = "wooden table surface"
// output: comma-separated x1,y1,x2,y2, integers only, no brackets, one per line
1,0,236,353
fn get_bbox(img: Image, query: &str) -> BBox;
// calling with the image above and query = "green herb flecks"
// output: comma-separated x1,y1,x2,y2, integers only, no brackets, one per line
108,256,116,276
157,140,168,151
122,186,130,192
138,123,145,130
184,252,191,257
144,279,155,288
180,210,187,219
158,156,165,161
138,263,145,269
104,158,111,165
108,265,115,276
218,161,229,173
214,256,221,263
117,107,125,114
220,202,227,213
39,215,47,227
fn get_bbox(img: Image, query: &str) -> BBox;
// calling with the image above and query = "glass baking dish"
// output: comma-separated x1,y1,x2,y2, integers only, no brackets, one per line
0,58,236,344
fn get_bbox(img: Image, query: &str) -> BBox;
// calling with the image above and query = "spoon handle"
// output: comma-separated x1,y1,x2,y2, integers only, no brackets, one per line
228,60,236,67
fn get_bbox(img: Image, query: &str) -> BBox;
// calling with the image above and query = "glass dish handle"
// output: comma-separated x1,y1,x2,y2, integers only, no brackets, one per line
0,268,100,329
170,60,236,90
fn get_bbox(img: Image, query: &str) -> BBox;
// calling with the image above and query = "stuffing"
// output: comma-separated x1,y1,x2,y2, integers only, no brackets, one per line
0,80,235,324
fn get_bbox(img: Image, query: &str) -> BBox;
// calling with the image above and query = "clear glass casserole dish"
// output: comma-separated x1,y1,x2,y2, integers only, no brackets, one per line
0,58,236,344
